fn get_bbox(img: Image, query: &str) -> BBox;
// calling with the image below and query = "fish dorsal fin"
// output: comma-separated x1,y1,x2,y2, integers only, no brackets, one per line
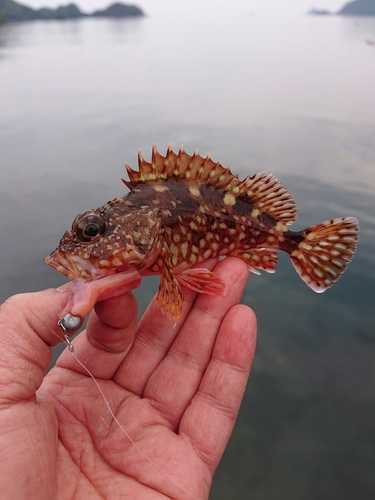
122,144,234,188
122,144,297,224
234,171,297,224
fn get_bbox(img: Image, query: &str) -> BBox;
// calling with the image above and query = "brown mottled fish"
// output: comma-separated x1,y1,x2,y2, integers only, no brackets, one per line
45,145,359,322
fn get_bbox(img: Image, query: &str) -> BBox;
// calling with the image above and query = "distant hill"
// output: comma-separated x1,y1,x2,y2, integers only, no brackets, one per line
0,0,144,21
0,0,85,19
92,2,143,17
338,0,375,15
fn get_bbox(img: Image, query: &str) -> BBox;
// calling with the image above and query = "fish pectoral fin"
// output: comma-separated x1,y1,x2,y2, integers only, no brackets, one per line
157,266,184,323
176,268,225,295
231,248,279,274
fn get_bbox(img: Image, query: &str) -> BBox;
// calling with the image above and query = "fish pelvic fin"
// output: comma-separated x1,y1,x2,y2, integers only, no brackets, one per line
157,267,225,323
157,266,184,324
156,245,185,323
290,217,359,292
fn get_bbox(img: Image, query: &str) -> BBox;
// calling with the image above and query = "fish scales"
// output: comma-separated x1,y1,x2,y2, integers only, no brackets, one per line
125,181,282,271
45,144,359,322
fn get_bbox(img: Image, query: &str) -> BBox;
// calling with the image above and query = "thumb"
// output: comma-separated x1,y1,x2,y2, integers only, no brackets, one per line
0,288,71,405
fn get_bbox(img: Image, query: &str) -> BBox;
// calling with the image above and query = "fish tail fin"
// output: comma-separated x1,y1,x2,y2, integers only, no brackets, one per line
290,217,359,292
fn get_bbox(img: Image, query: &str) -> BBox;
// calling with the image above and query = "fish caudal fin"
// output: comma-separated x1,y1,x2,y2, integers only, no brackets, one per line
290,217,359,292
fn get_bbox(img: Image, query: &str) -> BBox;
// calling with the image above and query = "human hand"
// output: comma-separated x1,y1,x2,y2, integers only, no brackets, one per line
0,257,257,500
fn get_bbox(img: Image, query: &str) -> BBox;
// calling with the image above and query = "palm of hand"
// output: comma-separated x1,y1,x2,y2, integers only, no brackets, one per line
0,258,256,500
42,372,205,499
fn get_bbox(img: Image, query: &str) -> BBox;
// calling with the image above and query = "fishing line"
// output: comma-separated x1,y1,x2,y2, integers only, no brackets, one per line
51,324,201,500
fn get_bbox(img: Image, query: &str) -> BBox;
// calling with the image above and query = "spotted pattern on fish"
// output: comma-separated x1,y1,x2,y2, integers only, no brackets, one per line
45,144,359,321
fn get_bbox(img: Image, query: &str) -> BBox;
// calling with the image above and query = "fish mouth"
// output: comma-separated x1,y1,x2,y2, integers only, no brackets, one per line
57,269,142,320
45,250,143,321
45,250,107,281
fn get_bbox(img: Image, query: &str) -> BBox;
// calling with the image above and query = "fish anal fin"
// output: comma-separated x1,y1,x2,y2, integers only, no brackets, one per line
290,217,359,292
231,248,279,274
176,268,225,295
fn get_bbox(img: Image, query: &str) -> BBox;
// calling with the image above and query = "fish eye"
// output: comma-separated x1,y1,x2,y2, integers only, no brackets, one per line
76,213,107,243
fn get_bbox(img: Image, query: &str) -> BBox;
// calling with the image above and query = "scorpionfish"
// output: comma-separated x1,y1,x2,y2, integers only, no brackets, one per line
45,145,359,322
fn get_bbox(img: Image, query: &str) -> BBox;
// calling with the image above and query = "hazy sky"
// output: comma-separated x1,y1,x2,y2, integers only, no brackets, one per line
22,0,349,16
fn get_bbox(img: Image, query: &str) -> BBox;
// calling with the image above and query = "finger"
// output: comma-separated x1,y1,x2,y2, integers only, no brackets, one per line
0,288,75,404
55,291,139,379
180,304,257,471
143,257,250,428
113,258,220,395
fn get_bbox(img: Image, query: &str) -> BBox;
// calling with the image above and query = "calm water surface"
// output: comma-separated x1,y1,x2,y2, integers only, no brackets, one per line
1,6,374,499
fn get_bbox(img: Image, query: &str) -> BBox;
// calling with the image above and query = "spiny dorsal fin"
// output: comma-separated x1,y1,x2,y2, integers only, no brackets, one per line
122,144,297,224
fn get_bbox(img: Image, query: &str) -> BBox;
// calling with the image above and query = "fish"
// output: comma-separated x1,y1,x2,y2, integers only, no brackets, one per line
45,144,359,322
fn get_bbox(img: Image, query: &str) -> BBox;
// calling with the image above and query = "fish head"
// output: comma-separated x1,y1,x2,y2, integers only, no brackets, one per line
45,204,162,281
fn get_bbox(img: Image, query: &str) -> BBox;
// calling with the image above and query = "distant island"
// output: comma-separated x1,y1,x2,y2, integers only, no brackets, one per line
308,0,375,16
308,8,332,15
0,0,144,21
338,0,375,15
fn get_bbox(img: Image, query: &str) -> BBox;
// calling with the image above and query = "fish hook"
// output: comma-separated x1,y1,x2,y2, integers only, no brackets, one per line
57,313,83,351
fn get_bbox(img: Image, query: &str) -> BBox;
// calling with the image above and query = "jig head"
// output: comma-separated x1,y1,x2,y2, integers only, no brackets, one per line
58,313,83,336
